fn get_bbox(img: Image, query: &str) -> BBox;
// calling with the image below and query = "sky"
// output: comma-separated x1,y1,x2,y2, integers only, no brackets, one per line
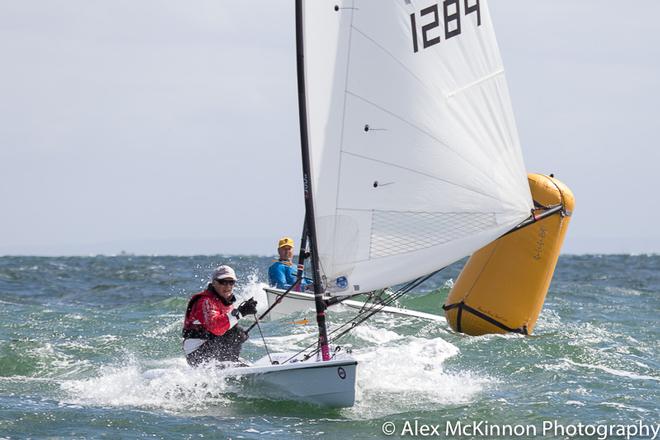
1,0,659,256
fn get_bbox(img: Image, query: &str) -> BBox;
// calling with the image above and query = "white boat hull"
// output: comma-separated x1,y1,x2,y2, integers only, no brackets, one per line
225,352,357,408
263,288,327,320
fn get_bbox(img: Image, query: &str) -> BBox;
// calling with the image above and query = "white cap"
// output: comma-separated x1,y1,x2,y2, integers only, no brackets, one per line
212,265,237,281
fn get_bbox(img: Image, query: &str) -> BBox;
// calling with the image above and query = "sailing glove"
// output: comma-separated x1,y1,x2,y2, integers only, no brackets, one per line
237,298,258,316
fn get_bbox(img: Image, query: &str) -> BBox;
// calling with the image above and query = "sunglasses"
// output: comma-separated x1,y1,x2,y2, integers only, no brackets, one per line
215,279,236,286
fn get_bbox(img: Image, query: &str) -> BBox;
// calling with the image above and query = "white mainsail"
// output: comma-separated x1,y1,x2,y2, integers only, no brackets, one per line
301,0,533,294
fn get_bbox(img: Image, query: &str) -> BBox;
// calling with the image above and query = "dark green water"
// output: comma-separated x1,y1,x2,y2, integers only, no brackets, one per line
0,255,658,439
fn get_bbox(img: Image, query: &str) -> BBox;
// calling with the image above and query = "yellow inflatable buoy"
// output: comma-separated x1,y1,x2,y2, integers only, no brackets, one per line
443,173,575,336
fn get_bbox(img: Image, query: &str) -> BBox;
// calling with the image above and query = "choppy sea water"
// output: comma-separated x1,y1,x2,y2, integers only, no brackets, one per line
0,254,658,439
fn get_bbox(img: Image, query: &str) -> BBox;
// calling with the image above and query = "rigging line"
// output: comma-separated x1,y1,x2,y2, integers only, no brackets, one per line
245,277,302,334
333,271,439,328
545,176,570,216
284,336,326,364
324,290,395,318
282,270,444,364
325,291,411,346
289,291,406,364
344,91,504,188
282,289,410,364
342,149,503,203
301,270,444,360
304,291,411,360
282,296,392,364
253,316,274,364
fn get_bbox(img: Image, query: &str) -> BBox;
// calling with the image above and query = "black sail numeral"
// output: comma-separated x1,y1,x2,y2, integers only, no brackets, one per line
444,0,461,40
410,0,482,53
420,5,441,49
465,0,481,26
410,13,419,53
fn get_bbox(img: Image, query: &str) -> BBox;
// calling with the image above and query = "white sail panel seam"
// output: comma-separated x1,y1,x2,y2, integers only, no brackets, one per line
350,26,438,96
344,90,500,186
340,150,503,203
446,69,505,98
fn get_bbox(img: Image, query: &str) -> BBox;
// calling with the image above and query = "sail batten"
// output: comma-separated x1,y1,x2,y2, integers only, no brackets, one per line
339,151,511,204
303,0,532,295
341,91,505,185
446,69,505,98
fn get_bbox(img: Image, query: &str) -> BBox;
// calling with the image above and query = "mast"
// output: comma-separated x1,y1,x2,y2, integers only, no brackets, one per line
295,0,331,361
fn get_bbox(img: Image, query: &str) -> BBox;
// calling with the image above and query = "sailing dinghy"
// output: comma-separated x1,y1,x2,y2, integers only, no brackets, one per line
221,0,566,407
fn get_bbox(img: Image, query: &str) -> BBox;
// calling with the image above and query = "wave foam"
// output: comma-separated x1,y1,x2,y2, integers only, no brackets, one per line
60,357,239,412
564,359,660,382
346,335,491,418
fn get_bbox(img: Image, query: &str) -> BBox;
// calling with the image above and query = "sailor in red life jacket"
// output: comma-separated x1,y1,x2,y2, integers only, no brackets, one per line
182,265,258,366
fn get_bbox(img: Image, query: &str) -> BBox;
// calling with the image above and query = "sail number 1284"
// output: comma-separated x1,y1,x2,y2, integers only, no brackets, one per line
410,0,481,53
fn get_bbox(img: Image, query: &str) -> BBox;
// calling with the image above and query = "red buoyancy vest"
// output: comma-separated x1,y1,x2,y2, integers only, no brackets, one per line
182,287,236,339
